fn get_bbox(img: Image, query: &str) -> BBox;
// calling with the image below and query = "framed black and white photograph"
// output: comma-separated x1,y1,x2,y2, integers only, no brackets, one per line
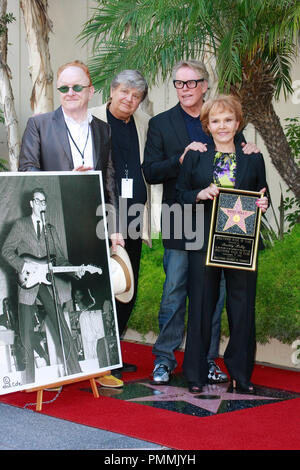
0,172,122,395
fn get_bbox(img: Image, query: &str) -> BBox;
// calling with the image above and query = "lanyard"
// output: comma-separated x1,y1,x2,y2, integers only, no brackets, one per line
65,123,90,165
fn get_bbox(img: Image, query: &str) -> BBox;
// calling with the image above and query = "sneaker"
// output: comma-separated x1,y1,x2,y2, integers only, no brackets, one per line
208,361,228,384
95,374,123,388
152,364,171,384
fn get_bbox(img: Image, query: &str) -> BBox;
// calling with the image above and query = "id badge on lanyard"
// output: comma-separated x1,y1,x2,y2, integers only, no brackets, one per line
121,167,133,198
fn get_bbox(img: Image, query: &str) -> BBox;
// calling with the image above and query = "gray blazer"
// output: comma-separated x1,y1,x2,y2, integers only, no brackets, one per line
19,106,118,210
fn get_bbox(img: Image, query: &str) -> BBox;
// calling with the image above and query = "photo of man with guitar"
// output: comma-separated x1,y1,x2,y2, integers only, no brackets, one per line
1,187,90,385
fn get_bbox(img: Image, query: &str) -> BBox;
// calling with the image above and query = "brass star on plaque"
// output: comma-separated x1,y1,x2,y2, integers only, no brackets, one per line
221,196,255,234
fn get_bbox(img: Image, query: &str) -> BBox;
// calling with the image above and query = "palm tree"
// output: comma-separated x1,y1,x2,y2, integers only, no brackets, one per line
80,0,300,200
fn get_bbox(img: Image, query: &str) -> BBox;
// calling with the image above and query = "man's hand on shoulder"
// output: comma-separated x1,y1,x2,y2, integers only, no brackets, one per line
241,142,261,154
180,141,207,164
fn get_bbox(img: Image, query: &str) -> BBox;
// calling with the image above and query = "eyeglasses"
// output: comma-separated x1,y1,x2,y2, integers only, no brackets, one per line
57,85,90,93
173,79,205,89
33,198,47,206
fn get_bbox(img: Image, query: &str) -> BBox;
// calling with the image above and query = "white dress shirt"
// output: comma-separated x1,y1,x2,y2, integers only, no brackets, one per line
63,110,94,169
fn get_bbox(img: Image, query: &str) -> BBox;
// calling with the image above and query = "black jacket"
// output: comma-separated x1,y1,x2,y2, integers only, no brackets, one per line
143,102,245,249
176,145,267,251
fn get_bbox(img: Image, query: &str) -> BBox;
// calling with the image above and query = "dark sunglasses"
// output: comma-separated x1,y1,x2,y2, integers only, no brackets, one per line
57,84,90,93
173,79,205,89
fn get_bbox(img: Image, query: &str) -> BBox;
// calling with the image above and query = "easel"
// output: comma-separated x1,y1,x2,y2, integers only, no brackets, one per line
26,370,110,411
23,217,110,412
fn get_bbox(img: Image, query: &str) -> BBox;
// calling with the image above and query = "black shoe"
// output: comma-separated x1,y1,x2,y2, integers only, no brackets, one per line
188,383,203,394
112,368,122,379
121,362,137,372
231,380,256,394
113,362,137,378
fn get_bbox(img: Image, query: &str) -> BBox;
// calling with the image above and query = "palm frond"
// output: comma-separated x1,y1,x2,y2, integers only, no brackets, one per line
80,0,300,101
269,48,296,100
80,0,211,94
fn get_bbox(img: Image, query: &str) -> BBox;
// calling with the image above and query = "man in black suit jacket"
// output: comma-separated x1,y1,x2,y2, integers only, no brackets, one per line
143,59,259,385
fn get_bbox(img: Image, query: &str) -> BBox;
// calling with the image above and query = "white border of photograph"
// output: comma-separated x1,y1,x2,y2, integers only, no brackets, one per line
0,171,122,395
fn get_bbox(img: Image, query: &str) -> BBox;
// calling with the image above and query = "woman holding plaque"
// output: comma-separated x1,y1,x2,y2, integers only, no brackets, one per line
176,95,268,394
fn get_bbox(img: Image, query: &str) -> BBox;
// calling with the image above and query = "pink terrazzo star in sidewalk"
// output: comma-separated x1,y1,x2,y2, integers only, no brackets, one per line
128,382,277,414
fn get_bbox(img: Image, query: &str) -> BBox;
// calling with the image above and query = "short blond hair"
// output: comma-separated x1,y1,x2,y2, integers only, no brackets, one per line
172,59,209,82
200,94,244,134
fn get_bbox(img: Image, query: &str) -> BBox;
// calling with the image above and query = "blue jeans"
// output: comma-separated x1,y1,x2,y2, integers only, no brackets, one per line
153,249,226,372
153,249,188,371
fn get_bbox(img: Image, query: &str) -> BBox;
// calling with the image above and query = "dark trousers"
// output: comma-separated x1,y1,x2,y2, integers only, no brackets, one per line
115,237,142,336
184,251,257,386
18,284,81,384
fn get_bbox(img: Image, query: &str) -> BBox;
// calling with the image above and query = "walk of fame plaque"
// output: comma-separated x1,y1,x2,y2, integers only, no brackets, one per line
206,187,263,271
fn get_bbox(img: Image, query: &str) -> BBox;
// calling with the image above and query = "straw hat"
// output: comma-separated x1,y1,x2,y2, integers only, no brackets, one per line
109,245,134,303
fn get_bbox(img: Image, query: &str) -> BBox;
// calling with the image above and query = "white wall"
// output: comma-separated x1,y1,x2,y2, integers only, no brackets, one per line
0,0,100,158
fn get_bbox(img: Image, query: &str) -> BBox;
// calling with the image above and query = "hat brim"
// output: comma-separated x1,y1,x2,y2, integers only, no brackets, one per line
110,245,134,303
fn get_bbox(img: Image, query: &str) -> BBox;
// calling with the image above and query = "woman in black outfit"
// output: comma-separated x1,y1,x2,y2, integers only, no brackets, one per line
176,95,268,394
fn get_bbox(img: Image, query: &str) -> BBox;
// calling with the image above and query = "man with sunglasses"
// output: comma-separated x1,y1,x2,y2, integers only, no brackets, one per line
19,61,119,228
18,61,124,388
143,59,260,386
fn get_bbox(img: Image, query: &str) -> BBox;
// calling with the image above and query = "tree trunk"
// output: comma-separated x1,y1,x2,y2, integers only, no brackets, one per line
20,0,53,114
246,102,300,201
0,0,19,170
233,62,300,201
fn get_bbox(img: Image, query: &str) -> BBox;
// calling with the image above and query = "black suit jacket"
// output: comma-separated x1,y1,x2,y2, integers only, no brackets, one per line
176,145,267,251
143,103,245,249
19,106,118,210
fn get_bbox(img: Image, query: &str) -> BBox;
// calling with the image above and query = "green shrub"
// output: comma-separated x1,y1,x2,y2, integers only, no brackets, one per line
254,222,300,344
129,225,300,345
129,238,166,335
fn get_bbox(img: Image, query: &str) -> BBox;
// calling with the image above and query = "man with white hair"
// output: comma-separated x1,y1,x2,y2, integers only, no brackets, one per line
143,59,259,386
90,69,162,385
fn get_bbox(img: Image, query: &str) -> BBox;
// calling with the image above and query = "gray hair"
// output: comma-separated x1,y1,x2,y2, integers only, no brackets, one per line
111,70,148,101
172,59,209,83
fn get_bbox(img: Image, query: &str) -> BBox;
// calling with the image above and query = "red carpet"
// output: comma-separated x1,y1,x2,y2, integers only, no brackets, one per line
1,341,300,450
